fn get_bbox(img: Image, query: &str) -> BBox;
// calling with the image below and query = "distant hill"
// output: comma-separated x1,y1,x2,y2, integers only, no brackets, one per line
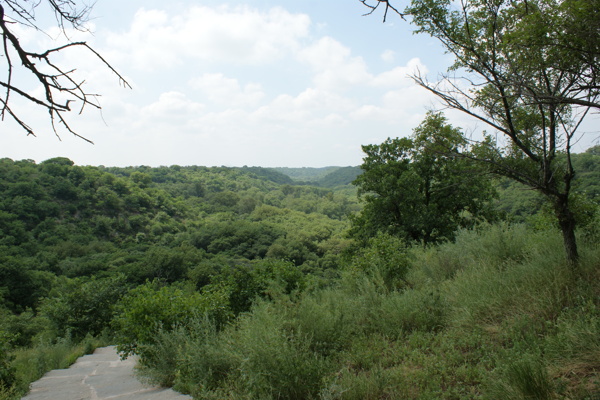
239,166,296,185
272,166,362,187
572,145,600,201
271,167,341,182
316,166,362,188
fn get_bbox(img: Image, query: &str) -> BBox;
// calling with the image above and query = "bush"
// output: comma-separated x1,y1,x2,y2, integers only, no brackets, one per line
0,332,15,392
375,288,447,337
112,281,231,357
487,357,555,400
9,334,106,398
289,289,365,357
228,302,334,400
138,316,238,394
343,233,412,293
140,316,237,393
40,274,129,339
131,223,600,399
205,258,306,316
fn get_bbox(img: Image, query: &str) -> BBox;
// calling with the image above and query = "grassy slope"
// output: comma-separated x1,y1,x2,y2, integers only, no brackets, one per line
137,224,600,399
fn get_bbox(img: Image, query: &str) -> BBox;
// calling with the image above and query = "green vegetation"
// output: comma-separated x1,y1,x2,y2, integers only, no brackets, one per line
273,166,362,189
405,0,600,264
351,113,496,244
1,1,599,398
0,146,597,399
0,157,358,398
120,225,600,399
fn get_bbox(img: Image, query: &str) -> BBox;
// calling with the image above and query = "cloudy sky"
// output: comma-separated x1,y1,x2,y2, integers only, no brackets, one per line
1,0,598,167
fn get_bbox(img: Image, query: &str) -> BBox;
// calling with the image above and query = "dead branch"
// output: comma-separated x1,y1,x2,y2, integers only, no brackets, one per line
0,1,130,142
359,0,406,22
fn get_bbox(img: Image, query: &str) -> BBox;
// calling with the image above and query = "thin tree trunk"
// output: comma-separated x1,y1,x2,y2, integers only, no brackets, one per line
555,195,579,266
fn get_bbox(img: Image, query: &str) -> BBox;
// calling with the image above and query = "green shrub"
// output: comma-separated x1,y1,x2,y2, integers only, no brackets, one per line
230,302,334,400
39,274,129,339
112,281,231,357
289,289,365,356
0,332,15,392
0,309,49,349
134,315,238,395
320,365,393,400
130,223,600,399
445,231,571,327
375,288,447,337
10,334,105,398
544,301,600,398
343,233,412,293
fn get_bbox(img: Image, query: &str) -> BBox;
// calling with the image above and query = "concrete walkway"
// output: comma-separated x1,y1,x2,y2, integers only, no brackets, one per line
21,346,192,400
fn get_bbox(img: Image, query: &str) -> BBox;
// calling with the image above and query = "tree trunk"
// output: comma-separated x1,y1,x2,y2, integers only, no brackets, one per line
555,195,579,266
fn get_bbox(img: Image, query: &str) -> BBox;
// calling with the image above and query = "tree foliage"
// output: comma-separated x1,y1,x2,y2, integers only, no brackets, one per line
39,274,129,339
363,0,598,263
111,281,231,358
352,112,496,244
0,154,598,397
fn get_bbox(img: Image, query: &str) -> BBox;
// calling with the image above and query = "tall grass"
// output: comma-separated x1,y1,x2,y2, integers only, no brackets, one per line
2,334,108,400
130,223,600,399
487,356,556,400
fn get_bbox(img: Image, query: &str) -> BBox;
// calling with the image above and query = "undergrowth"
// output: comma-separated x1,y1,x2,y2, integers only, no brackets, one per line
0,334,108,400
128,224,599,399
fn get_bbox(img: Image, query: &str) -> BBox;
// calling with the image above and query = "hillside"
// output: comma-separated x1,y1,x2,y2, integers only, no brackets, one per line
271,166,341,182
272,166,362,188
0,154,598,400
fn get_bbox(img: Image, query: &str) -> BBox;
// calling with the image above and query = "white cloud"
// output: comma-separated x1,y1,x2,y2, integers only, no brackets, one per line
105,6,311,70
135,91,206,134
297,36,372,91
372,58,428,88
0,2,464,167
253,88,355,125
381,49,396,62
190,73,265,108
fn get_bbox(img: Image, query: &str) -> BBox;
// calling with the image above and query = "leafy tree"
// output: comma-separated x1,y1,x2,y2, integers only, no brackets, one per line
352,112,495,244
134,244,203,284
39,274,129,339
0,256,51,312
361,0,598,264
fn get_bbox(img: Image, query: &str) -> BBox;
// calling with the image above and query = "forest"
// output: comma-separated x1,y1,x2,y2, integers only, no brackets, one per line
1,0,600,398
0,141,598,399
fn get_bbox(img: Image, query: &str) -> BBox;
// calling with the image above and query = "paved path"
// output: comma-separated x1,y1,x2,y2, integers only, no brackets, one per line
21,346,192,400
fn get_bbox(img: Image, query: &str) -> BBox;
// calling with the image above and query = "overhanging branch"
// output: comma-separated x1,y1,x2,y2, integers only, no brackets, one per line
0,2,130,141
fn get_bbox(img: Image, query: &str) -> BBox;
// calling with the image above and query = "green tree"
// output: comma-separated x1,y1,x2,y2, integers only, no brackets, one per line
362,0,599,263
352,112,495,244
39,274,129,339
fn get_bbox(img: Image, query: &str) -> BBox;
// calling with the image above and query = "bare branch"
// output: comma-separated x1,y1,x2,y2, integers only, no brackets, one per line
0,1,130,141
359,0,406,22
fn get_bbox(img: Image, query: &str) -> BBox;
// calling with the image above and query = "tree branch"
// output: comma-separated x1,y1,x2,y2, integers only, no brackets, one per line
0,2,130,141
359,0,406,22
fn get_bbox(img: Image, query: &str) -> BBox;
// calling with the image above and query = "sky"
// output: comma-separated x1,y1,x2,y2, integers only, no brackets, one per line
1,0,598,168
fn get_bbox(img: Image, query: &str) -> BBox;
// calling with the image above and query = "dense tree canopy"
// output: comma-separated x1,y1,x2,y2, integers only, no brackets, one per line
0,155,598,397
351,112,496,244
0,159,357,316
